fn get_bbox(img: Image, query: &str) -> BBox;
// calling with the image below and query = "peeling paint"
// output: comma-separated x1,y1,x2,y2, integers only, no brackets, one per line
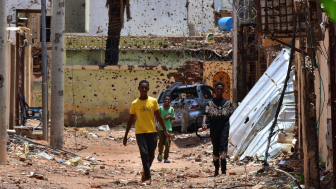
54,33,62,44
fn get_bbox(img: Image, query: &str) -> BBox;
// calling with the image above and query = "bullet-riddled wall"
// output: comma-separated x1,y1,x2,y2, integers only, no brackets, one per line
203,62,233,102
63,66,176,127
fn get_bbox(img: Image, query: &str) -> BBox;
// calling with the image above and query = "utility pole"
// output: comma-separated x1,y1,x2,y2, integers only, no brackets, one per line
0,0,7,164
232,5,238,109
50,0,65,148
301,1,320,187
41,0,48,141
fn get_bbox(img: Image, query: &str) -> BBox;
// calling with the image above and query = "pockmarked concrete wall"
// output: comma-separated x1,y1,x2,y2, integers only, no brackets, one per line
203,62,233,102
65,50,185,66
63,67,176,127
187,0,215,33
70,0,189,36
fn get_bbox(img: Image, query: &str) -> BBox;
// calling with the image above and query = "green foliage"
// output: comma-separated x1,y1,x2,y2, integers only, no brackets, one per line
295,174,305,184
320,0,336,24
290,183,294,189
319,155,326,167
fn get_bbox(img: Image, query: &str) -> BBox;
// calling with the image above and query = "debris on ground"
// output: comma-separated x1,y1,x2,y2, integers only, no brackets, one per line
2,126,332,188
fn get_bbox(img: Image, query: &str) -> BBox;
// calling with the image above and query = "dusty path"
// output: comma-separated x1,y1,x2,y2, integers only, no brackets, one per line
2,127,300,188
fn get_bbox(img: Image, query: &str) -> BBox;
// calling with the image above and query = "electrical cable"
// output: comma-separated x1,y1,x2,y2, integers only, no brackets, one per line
315,50,326,138
224,185,255,189
263,12,297,167
264,167,302,188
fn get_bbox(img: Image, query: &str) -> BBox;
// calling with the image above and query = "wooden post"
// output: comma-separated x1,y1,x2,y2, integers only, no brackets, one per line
301,66,320,188
301,2,320,186
50,0,65,148
0,0,7,164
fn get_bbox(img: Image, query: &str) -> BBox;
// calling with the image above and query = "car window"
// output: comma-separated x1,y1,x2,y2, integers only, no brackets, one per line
157,90,164,103
171,87,198,101
202,86,214,99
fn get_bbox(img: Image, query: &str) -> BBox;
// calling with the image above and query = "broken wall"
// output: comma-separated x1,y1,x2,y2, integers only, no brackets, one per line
61,66,176,127
203,62,233,102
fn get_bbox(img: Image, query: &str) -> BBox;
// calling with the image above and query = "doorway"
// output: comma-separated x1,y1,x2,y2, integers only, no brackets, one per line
213,71,230,99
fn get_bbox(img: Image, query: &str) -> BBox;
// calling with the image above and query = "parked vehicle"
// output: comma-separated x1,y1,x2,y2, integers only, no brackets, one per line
157,82,215,131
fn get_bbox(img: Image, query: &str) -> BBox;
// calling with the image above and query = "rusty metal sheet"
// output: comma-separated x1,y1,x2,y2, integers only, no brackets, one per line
228,48,295,160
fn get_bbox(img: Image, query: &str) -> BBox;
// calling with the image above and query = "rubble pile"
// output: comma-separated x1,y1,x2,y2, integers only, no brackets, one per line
167,60,203,85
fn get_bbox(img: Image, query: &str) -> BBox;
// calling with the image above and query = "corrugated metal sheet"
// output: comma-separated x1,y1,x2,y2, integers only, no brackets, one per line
228,49,295,160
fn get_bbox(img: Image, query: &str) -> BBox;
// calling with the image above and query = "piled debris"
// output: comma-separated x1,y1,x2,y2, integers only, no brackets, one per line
215,9,233,27
167,60,203,85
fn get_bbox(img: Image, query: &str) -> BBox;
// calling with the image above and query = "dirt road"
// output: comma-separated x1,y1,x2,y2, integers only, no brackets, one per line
2,127,305,188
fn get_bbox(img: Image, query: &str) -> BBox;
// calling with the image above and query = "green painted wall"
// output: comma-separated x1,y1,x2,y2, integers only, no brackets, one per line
65,50,186,66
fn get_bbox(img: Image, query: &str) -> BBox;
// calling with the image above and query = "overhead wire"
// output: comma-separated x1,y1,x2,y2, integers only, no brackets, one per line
263,12,297,167
261,10,303,189
315,50,326,138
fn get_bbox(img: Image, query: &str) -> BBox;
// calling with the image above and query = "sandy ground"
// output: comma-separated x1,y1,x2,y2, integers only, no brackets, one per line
3,124,331,189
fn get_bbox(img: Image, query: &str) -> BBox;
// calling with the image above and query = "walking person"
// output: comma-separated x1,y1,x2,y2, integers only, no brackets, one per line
123,80,171,185
156,95,175,163
201,81,233,176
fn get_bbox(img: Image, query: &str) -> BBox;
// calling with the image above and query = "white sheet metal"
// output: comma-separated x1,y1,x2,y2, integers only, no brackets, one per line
228,49,296,160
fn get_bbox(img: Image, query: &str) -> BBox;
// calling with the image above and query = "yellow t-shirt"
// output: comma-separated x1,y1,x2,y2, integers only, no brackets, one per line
130,96,159,134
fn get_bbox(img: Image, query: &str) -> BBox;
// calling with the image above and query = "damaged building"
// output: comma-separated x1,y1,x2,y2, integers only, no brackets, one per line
4,0,234,128
230,0,336,187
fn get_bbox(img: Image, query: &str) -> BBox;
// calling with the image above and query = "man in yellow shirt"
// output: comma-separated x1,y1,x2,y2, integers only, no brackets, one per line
123,80,170,185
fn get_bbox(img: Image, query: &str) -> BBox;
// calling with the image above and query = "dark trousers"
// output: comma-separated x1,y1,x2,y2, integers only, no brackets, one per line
158,130,172,159
136,132,158,180
212,137,227,174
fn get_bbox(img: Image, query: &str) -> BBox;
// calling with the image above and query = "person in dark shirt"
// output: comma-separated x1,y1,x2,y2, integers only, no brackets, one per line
201,81,233,176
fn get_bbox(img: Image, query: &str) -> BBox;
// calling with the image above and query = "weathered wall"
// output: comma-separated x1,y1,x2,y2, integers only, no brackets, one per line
62,67,176,127
65,0,86,33
214,0,232,11
187,0,215,33
316,14,332,171
203,62,233,102
69,0,189,36
65,50,185,66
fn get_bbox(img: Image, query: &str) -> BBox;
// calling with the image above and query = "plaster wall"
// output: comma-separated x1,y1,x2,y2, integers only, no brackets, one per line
203,62,233,102
70,0,189,36
65,50,185,66
62,68,176,127
316,15,332,171
187,0,215,33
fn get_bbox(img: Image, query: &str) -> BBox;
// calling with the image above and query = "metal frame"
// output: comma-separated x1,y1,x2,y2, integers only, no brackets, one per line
258,0,295,34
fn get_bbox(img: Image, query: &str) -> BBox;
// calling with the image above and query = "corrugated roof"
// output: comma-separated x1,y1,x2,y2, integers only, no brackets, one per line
228,49,296,160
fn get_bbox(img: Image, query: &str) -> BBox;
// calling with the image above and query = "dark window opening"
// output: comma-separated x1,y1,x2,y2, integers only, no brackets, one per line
170,87,198,101
202,86,214,99
40,16,51,42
